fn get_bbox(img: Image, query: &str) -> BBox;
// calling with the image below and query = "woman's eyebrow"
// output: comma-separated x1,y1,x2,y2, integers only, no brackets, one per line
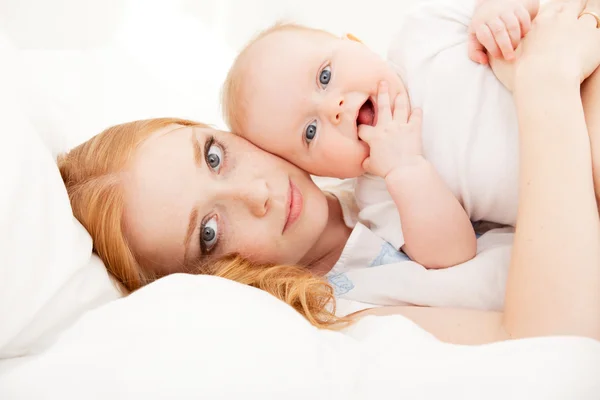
183,208,198,260
183,129,203,258
191,129,203,168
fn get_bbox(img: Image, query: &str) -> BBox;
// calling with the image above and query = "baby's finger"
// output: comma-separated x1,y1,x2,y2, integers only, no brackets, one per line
393,90,410,123
408,108,423,131
358,124,375,143
515,6,532,36
362,157,372,174
376,81,392,126
468,31,488,64
476,24,501,59
488,18,515,60
501,12,522,48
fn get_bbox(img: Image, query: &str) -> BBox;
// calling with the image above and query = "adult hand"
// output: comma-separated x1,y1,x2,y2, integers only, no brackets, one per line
515,0,600,83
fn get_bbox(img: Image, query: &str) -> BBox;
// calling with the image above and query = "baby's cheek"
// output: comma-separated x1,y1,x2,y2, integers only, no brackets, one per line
314,132,364,177
336,144,364,166
339,139,369,171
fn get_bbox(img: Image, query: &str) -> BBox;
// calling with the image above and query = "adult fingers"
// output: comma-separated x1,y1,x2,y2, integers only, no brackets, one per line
579,10,600,29
543,0,588,18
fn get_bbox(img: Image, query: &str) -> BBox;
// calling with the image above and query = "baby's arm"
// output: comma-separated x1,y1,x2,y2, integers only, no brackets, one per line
385,158,477,269
359,82,477,269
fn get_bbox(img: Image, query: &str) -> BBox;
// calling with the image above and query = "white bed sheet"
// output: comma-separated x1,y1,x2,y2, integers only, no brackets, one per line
1,274,599,399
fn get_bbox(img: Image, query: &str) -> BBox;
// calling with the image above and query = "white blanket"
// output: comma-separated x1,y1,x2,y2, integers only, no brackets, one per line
1,274,599,399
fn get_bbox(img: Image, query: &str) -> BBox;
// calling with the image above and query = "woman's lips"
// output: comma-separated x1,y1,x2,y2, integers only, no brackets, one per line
283,178,303,233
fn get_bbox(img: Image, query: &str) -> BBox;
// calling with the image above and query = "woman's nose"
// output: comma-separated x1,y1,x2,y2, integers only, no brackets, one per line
228,178,270,217
321,94,345,125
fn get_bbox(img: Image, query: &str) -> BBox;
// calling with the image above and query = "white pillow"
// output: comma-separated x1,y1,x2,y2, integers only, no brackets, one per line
12,2,234,156
0,274,598,399
0,1,234,358
0,33,122,359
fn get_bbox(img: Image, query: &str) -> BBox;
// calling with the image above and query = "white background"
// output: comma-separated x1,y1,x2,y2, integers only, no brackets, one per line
1,0,419,148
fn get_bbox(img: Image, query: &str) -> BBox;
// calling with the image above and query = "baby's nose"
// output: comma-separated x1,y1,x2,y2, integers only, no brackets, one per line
323,95,345,125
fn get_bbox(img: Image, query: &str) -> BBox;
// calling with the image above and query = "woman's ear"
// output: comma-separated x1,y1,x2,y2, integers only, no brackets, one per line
343,33,363,43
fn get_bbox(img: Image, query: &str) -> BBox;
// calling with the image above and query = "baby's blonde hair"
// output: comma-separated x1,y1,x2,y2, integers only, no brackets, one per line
222,22,335,135
58,118,346,329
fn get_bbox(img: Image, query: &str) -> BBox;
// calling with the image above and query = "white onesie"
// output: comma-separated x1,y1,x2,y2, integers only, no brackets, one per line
326,0,524,314
325,182,513,316
357,0,520,250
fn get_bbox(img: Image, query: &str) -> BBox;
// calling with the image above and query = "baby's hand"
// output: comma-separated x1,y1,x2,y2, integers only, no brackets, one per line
468,0,535,64
358,82,423,179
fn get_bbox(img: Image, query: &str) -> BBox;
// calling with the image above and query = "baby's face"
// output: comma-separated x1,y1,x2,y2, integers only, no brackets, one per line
238,28,406,179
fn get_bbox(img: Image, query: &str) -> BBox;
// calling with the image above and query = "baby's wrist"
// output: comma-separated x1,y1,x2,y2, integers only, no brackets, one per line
385,156,430,182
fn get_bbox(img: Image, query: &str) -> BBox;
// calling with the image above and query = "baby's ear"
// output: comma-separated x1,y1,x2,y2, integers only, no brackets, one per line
343,33,363,43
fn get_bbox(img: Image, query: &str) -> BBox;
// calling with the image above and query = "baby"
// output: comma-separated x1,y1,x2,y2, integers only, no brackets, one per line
221,0,539,271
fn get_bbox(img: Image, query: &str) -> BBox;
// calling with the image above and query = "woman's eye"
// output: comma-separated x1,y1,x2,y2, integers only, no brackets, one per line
206,144,222,172
201,216,219,252
305,122,317,144
319,66,331,87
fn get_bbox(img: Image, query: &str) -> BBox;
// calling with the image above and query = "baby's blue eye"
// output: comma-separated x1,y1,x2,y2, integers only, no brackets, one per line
305,121,317,144
319,66,331,87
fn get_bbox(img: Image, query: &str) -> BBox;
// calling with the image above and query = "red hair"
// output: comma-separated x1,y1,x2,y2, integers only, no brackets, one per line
58,118,346,328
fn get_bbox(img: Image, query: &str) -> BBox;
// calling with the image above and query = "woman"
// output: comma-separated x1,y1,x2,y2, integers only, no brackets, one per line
58,0,600,341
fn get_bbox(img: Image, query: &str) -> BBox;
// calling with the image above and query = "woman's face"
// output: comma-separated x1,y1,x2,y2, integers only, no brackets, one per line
122,124,329,274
